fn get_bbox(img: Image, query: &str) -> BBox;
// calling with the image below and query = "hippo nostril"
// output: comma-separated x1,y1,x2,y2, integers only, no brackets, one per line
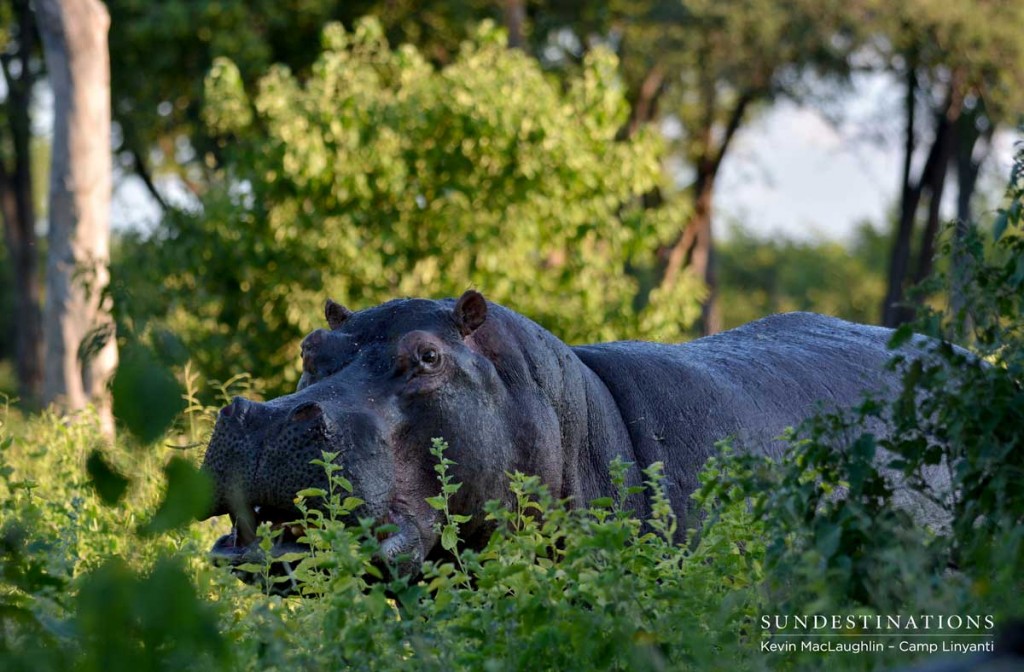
220,396,251,421
289,401,323,423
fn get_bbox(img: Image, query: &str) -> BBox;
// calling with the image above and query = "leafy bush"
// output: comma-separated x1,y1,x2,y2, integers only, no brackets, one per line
117,18,700,396
0,406,767,671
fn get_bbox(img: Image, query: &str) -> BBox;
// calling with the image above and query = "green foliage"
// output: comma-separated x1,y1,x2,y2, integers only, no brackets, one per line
0,405,230,671
120,20,696,394
138,457,213,538
0,409,766,671
106,0,498,177
110,342,186,444
4,118,1023,670
72,558,226,672
698,140,1024,664
717,222,889,330
878,0,1024,121
85,449,129,505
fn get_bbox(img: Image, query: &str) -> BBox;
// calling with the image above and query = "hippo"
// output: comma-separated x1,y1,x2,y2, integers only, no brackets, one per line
201,290,946,584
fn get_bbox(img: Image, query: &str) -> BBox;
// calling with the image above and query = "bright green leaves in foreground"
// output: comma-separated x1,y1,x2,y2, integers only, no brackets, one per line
73,559,226,672
123,18,696,395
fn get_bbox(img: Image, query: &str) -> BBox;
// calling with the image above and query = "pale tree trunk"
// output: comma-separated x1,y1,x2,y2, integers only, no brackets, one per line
37,0,118,437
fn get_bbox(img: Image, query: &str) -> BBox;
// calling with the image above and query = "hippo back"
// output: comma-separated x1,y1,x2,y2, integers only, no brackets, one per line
572,312,914,525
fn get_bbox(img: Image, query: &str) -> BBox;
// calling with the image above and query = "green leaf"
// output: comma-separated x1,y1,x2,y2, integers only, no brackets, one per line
295,488,328,499
815,524,842,560
426,496,447,511
138,457,213,537
233,563,266,573
86,450,130,506
440,525,459,552
272,552,308,564
341,496,364,511
111,342,185,444
887,324,914,349
993,211,1008,241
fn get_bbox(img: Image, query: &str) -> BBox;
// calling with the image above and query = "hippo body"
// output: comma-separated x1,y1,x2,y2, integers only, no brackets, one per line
201,292,922,577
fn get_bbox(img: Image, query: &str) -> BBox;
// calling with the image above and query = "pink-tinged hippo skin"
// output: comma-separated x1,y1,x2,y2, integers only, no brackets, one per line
201,290,949,590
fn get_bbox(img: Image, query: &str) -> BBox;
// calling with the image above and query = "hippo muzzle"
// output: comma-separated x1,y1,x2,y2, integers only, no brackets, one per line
200,386,428,590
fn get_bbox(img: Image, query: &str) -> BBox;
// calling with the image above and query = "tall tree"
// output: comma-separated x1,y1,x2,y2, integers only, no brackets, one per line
37,0,118,434
878,0,1024,326
0,0,43,404
546,0,861,335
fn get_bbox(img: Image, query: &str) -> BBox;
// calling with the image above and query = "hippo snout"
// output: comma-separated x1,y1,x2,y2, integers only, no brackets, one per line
200,386,414,592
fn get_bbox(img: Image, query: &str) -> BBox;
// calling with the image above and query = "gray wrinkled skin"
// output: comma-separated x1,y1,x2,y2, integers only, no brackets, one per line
201,291,950,585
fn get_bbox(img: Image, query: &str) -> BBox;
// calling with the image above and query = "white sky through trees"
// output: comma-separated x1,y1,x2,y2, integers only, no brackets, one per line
108,73,1019,242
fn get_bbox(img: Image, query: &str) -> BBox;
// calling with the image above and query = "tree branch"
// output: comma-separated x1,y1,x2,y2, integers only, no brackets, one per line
130,147,168,211
620,63,666,140
710,90,755,176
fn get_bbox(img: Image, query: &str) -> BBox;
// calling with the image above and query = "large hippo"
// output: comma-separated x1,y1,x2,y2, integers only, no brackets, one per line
201,291,942,580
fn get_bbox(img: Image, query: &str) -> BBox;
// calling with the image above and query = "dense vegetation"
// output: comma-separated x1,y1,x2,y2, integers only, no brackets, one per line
1,4,1022,670
1,141,1021,671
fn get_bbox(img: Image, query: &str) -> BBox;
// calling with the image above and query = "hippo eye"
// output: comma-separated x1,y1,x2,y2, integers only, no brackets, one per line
418,346,441,370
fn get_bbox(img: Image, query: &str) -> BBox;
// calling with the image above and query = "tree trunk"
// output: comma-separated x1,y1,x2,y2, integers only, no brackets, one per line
656,85,751,337
949,108,990,340
38,0,118,436
691,176,720,335
914,75,964,288
620,64,666,140
660,165,720,335
502,0,526,49
882,102,958,325
912,117,955,287
881,66,919,327
0,0,44,405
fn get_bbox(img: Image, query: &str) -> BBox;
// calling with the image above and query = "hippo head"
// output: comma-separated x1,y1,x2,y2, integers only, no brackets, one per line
201,290,573,586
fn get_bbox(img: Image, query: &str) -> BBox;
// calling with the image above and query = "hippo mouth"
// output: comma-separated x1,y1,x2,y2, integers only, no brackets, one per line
208,506,309,595
209,507,309,563
208,504,427,594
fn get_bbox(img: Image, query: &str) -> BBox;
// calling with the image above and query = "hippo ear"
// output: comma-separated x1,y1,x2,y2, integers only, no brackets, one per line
454,290,487,337
324,298,352,330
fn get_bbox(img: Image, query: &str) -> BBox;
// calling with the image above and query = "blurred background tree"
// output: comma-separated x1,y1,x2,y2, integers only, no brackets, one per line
874,0,1024,327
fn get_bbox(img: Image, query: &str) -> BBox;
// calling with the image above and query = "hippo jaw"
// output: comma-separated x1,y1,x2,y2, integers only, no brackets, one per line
208,505,309,564
200,388,434,592
207,504,428,594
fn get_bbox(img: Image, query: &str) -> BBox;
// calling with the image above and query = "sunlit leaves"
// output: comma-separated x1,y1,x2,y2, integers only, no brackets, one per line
125,18,700,395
